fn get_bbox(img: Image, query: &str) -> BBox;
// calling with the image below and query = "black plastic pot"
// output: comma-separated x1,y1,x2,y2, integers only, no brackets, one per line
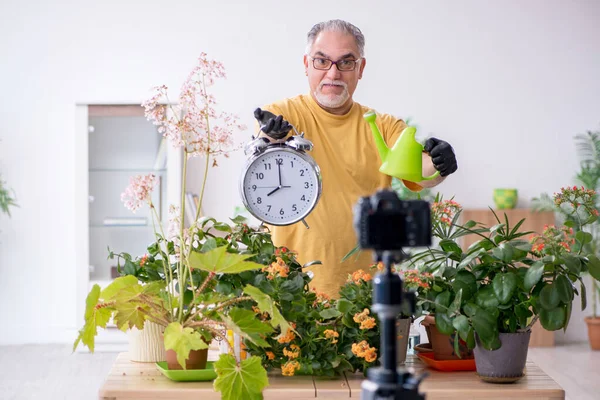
473,331,531,383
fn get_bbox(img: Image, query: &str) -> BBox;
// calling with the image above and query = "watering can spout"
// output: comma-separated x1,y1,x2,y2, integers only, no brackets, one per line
363,110,440,183
364,110,389,162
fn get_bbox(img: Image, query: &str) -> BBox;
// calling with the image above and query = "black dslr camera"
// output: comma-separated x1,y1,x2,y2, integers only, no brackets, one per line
354,189,432,250
354,189,429,400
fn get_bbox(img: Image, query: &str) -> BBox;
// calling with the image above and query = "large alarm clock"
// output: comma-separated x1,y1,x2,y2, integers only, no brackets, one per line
240,132,322,228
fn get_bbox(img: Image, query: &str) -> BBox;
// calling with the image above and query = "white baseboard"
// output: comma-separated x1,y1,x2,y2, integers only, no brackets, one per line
0,324,128,347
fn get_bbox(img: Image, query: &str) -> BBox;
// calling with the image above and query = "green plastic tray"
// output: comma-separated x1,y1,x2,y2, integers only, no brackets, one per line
155,361,217,382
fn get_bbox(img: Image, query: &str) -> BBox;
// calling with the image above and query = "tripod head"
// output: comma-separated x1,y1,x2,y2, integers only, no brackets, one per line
353,189,430,400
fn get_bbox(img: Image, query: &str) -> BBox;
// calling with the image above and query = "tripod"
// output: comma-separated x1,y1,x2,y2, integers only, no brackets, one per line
361,250,427,400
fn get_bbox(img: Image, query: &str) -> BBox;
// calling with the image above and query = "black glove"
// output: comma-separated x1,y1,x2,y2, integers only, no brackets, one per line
423,137,458,177
254,108,293,140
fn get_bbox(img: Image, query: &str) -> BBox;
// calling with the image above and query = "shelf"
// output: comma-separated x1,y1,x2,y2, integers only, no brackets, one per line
90,224,151,228
89,168,166,172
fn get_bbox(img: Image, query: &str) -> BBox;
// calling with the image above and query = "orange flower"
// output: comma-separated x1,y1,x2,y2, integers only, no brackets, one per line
277,323,297,344
351,340,377,362
139,254,149,266
364,348,377,362
283,344,301,359
324,329,339,344
431,199,462,226
349,269,372,284
282,360,301,376
262,257,290,280
360,317,376,330
312,290,331,308
265,351,275,360
251,306,269,320
353,308,377,330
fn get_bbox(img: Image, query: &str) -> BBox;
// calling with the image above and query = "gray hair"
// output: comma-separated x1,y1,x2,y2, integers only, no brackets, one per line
305,19,365,57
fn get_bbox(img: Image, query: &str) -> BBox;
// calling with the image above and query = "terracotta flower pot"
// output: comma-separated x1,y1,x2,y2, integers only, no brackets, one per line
585,317,600,350
473,331,531,383
421,315,473,360
166,348,209,370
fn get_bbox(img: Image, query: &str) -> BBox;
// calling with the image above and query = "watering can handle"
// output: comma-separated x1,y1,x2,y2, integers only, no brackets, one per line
421,169,440,181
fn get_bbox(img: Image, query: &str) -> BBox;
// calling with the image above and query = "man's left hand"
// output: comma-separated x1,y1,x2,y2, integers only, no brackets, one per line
424,138,458,177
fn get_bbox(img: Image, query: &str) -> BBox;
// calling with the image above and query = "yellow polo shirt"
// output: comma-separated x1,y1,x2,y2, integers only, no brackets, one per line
262,94,420,298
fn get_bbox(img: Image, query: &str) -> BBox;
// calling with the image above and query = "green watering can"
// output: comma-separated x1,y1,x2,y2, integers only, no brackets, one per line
364,110,440,182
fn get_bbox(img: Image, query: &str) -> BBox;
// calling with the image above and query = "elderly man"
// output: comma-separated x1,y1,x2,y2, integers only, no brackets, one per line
254,19,457,297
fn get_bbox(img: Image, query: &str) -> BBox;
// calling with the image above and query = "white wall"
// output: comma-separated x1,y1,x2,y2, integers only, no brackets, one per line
0,0,599,345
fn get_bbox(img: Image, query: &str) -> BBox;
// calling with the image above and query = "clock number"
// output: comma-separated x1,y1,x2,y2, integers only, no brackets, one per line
257,197,262,204
267,205,271,212
292,204,297,212
301,195,306,201
264,163,272,170
279,208,284,215
255,172,264,180
252,185,257,191
276,158,283,165
304,182,309,188
300,169,305,176
290,161,294,168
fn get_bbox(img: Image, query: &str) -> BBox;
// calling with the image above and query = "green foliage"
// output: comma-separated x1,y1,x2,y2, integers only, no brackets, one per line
214,354,269,400
532,129,600,317
73,285,112,353
221,222,353,377
0,175,18,217
163,322,209,369
75,217,281,398
220,308,273,348
243,284,291,339
410,189,598,352
189,246,264,274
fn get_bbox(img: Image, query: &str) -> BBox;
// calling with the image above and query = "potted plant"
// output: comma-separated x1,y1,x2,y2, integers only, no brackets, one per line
425,187,599,382
532,129,600,350
208,221,354,378
225,221,418,376
404,197,484,360
73,53,292,400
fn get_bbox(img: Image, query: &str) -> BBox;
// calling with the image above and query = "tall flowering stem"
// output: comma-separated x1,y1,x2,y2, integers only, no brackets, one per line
123,53,246,323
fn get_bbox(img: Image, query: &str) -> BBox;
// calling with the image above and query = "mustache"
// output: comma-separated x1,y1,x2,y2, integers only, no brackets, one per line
318,80,348,90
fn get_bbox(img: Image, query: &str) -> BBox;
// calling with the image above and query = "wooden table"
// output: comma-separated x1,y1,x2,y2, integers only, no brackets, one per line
99,352,565,399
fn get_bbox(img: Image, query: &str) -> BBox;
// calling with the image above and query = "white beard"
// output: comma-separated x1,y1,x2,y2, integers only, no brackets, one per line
314,80,349,108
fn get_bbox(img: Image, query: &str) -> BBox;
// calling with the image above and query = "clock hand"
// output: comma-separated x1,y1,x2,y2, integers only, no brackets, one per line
267,187,281,196
278,161,282,186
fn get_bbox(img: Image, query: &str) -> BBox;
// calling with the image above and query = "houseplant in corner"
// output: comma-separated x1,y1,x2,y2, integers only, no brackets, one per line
0,174,17,217
73,53,290,400
532,129,600,350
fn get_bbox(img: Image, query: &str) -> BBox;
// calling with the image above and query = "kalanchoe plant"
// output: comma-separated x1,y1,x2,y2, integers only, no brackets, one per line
73,53,286,400
533,130,600,318
213,221,355,378
418,187,600,353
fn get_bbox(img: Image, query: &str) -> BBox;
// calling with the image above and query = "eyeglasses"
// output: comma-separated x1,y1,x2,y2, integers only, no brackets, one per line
308,56,362,71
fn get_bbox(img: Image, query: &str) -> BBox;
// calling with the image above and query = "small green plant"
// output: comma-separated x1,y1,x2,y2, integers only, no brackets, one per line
0,175,17,217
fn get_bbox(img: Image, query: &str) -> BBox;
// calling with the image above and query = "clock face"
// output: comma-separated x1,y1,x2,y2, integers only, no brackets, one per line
241,148,321,225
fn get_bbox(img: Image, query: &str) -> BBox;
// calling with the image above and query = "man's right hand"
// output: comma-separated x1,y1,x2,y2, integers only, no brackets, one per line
254,108,293,140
